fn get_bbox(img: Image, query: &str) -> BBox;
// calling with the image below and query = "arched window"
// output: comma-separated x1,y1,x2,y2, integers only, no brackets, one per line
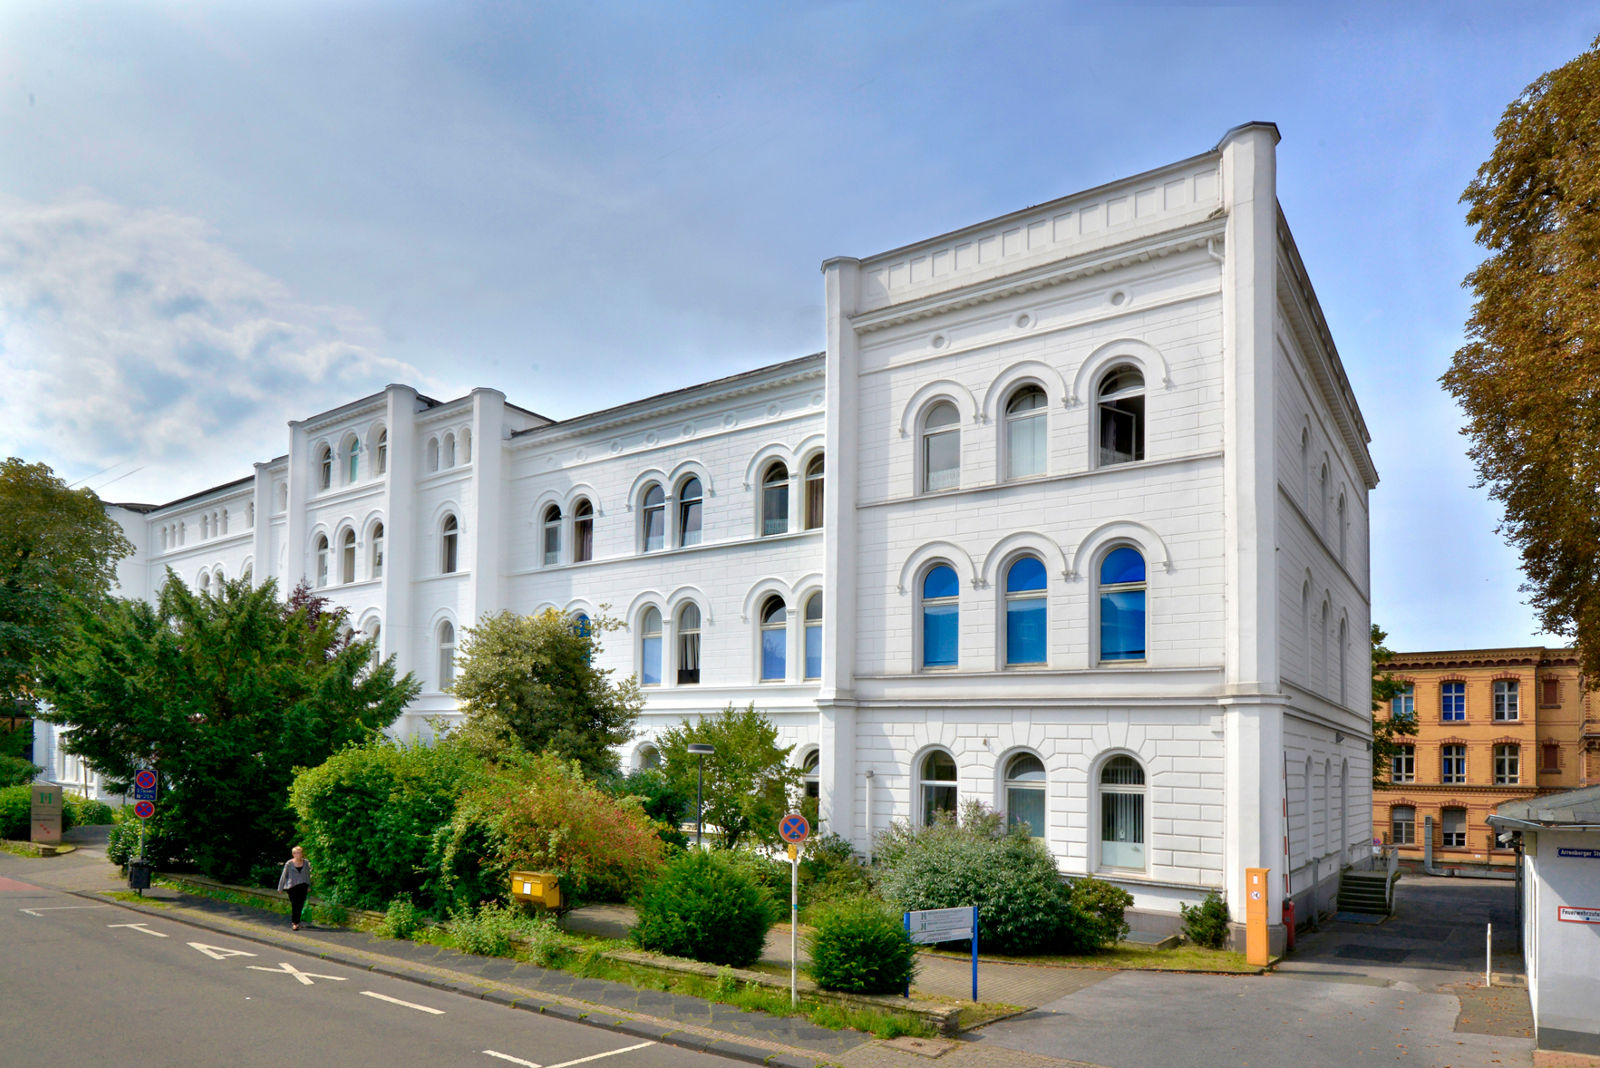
376,429,388,475
1004,556,1047,666
213,566,223,585
1098,547,1146,662
1005,753,1047,837
761,463,789,536
921,401,961,492
1318,463,1328,529
678,477,703,547
276,484,288,511
427,438,440,472
921,564,959,669
641,484,665,552
441,514,459,574
437,621,456,689
573,499,594,562
759,596,787,681
443,432,456,468
460,428,471,464
371,522,384,578
542,505,562,566
201,515,209,539
802,750,820,798
221,510,228,534
1099,755,1146,869
1319,600,1330,685
199,571,210,595
1004,385,1047,479
247,502,254,527
365,620,382,672
314,534,330,587
1096,366,1144,466
677,603,701,685
639,607,662,686
919,750,957,825
1338,617,1348,705
638,745,662,771
340,529,356,584
804,455,825,529
346,437,360,483
803,592,823,681
1300,427,1310,511
318,445,333,490
1337,492,1347,559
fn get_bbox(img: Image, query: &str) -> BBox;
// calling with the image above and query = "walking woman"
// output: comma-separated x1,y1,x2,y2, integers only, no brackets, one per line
277,845,312,930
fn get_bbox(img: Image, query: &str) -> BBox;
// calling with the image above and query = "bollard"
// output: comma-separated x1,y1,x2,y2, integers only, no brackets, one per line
1486,922,1492,987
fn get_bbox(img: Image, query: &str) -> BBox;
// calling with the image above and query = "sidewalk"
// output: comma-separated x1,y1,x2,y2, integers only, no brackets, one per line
20,841,1104,1068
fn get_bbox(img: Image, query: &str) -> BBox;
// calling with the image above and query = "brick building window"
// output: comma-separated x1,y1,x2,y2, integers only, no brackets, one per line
1492,680,1519,721
1391,805,1415,845
1391,745,1415,784
1494,744,1520,785
1541,743,1561,772
1442,744,1466,784
1441,681,1465,722
1390,684,1415,722
1441,807,1467,849
1541,678,1559,706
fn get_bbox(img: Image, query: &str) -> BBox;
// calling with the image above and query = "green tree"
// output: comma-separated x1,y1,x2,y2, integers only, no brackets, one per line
37,574,418,881
449,609,640,777
1,458,133,705
1441,38,1600,683
1369,624,1414,788
657,703,801,851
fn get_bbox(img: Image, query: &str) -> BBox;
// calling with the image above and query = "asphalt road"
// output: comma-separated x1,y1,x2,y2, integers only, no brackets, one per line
0,868,741,1068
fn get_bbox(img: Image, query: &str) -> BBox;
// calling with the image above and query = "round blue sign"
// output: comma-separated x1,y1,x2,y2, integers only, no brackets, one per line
778,813,809,843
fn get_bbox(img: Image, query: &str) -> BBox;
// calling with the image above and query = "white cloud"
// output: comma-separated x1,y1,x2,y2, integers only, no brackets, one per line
0,195,431,502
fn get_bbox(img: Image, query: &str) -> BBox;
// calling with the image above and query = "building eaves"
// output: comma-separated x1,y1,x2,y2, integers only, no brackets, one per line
143,474,257,514
1490,784,1600,828
1388,647,1576,669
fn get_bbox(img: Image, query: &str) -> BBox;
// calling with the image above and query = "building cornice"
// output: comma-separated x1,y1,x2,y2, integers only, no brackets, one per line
1388,647,1579,671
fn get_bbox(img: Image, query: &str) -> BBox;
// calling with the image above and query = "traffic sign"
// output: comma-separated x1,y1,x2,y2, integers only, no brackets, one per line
133,769,158,802
778,813,809,844
133,800,155,820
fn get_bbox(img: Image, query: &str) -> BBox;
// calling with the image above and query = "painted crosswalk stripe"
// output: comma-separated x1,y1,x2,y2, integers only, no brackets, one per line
544,1042,655,1068
482,1052,540,1068
360,990,445,1014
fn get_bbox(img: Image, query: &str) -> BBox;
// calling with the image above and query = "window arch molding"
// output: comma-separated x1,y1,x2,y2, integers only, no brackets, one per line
314,440,335,490
367,423,388,469
996,746,1049,838
625,468,672,511
240,556,254,584
335,522,359,584
994,550,1052,669
1068,338,1170,406
980,361,1066,422
895,540,976,596
740,576,794,625
896,379,978,439
980,531,1067,589
426,610,459,691
633,742,663,772
912,744,961,826
664,459,714,499
622,588,668,628
307,523,335,583
341,433,362,484
1067,520,1170,579
1091,748,1151,871
740,442,795,493
664,583,714,626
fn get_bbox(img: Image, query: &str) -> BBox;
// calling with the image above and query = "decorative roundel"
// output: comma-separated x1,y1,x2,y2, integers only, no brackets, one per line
545,456,557,468
766,404,780,418
810,393,823,407
1110,290,1128,307
644,432,658,445
1015,312,1033,329
723,414,738,428
610,440,623,454
931,334,948,350
681,423,695,438
575,449,586,461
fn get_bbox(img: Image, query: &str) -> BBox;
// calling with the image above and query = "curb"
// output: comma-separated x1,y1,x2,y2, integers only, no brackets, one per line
66,885,840,1068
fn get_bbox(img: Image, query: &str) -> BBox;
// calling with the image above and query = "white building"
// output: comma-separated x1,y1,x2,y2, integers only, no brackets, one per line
40,123,1376,943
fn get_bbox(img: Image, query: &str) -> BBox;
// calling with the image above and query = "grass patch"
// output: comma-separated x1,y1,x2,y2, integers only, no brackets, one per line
156,877,359,930
0,839,76,858
104,890,175,908
922,942,1259,973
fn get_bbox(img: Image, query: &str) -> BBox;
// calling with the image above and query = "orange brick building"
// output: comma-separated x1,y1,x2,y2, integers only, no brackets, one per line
1373,647,1598,871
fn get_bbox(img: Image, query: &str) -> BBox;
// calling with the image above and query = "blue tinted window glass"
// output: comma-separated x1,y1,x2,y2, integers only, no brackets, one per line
1442,681,1465,720
923,565,958,600
641,636,661,685
1006,556,1047,593
805,624,822,680
762,629,786,681
1100,589,1146,661
1100,547,1145,585
1006,598,1047,665
923,602,958,667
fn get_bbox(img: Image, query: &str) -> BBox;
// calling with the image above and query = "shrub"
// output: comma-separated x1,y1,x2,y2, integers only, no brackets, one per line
807,895,918,994
64,792,114,827
520,912,571,968
876,801,1073,954
631,849,776,967
1180,891,1232,949
1064,876,1133,950
447,902,521,957
106,807,144,866
0,755,41,788
800,832,873,912
0,784,29,839
379,895,424,940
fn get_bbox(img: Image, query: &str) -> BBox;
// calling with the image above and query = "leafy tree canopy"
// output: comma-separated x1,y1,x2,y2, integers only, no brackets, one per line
0,458,133,703
1441,37,1600,682
449,609,640,777
37,573,418,881
657,702,801,851
1369,624,1415,788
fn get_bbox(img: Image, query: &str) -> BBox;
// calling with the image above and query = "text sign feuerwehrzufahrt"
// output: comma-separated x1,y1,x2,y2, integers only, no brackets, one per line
904,905,980,1001
1556,906,1600,925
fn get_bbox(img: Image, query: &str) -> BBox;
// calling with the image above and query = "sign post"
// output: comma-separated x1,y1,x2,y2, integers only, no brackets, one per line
30,782,63,846
132,769,158,870
904,905,980,1001
778,812,810,1007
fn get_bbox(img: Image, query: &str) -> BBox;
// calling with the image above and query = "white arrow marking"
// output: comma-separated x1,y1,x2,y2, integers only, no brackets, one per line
188,942,258,961
246,962,348,986
545,1043,655,1068
361,990,445,1014
483,1053,540,1068
19,905,110,916
108,923,168,937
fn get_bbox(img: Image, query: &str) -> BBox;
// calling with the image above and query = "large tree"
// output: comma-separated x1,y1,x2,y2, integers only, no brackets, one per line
1,458,133,704
37,574,418,881
449,609,640,777
1369,624,1414,788
657,703,801,851
1441,37,1600,681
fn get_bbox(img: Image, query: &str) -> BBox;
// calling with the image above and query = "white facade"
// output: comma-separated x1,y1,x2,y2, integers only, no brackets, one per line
44,124,1375,940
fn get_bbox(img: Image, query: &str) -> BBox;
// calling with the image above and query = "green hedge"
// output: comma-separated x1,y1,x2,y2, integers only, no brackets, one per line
631,850,776,967
808,895,917,994
0,785,29,839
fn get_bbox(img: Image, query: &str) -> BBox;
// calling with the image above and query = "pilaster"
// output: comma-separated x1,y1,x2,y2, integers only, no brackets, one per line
384,386,419,667
469,389,506,623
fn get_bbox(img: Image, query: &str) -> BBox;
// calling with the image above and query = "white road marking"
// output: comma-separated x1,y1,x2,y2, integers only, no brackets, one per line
19,905,110,916
246,962,348,986
361,990,445,1015
108,922,168,937
544,1042,656,1068
482,1052,540,1068
188,942,258,960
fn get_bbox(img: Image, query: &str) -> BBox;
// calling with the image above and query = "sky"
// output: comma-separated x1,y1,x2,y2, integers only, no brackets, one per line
1,1,1595,653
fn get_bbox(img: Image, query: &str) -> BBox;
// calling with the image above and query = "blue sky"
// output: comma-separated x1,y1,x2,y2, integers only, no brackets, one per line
1,2,1595,652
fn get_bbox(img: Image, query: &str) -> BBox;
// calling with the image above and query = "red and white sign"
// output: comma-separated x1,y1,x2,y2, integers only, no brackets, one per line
1556,906,1600,925
133,800,155,820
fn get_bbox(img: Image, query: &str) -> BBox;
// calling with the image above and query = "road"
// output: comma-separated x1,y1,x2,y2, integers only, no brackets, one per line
0,865,741,1068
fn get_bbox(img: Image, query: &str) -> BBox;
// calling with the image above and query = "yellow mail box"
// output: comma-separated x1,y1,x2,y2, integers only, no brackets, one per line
509,870,561,909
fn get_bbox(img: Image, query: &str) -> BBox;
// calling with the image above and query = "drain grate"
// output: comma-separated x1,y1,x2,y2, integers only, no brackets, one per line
1336,944,1410,963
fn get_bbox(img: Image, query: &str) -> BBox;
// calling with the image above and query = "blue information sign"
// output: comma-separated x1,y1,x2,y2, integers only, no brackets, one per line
132,769,158,802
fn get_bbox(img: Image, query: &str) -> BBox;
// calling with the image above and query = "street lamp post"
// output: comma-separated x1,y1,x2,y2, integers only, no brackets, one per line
687,742,715,848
